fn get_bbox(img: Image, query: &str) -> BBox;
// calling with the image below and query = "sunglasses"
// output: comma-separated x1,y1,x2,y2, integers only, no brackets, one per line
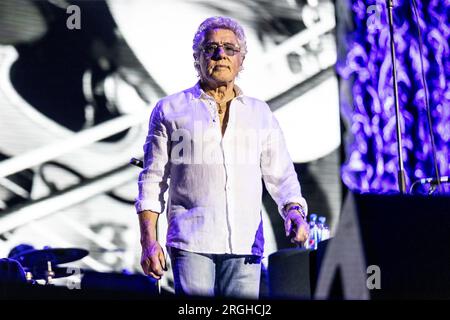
202,42,241,57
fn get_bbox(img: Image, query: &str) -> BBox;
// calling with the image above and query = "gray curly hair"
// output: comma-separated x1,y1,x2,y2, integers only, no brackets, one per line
192,16,247,76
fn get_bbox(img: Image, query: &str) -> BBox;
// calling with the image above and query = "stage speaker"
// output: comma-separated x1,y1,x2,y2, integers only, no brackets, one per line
267,240,329,299
315,192,450,299
80,271,158,298
1,272,159,299
268,248,313,299
0,258,26,284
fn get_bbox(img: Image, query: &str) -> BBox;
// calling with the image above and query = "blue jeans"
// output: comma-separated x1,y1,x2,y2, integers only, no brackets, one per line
167,246,262,299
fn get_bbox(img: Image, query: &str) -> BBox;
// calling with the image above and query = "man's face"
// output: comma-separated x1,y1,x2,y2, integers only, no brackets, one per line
199,28,243,85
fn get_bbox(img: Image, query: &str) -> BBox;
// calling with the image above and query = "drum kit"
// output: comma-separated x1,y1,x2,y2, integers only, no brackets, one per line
7,245,88,285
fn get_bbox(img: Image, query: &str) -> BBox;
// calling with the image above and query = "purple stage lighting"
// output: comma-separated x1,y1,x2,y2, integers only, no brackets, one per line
337,0,449,193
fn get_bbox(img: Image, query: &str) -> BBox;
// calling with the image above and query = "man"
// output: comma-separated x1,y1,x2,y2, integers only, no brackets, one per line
136,16,309,299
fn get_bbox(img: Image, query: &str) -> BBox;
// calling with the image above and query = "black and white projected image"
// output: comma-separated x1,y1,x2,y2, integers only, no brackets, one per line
0,0,340,294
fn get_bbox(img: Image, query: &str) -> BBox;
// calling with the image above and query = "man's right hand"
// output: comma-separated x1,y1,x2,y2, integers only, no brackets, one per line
141,240,167,280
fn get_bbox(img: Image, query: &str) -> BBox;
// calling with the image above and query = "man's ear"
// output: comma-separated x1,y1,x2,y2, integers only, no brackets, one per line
239,56,245,70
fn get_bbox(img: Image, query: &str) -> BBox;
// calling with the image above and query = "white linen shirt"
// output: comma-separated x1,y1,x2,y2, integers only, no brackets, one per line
135,82,307,256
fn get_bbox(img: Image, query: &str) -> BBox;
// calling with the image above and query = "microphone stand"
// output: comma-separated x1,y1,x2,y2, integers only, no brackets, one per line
387,0,407,194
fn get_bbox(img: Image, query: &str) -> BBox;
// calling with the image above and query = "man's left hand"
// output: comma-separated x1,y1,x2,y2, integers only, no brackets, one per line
285,210,309,245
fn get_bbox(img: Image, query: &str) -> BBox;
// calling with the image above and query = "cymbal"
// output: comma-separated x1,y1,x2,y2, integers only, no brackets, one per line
11,248,89,268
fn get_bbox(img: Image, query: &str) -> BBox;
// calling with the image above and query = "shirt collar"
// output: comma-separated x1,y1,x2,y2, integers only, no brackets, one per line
190,81,244,101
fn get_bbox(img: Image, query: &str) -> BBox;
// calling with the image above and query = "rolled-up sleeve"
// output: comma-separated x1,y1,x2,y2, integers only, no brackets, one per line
260,111,308,220
135,102,171,214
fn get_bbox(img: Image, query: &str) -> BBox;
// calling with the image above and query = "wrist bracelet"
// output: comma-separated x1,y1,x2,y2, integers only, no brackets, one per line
286,205,306,220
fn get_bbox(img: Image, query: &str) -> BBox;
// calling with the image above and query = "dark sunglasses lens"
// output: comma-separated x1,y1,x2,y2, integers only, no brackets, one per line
204,45,217,55
204,44,239,56
224,45,237,56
